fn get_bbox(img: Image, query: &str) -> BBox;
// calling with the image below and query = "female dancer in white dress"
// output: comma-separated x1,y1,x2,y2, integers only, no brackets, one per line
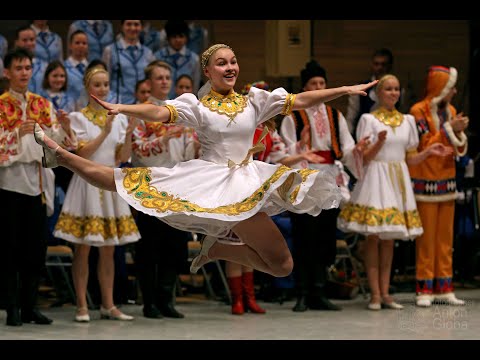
53,66,140,322
34,43,377,279
337,74,453,310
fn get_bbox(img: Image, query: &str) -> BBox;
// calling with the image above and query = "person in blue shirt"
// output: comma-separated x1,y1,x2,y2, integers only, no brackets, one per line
102,20,155,105
64,30,89,106
30,20,63,63
14,26,47,95
68,20,114,62
154,20,201,100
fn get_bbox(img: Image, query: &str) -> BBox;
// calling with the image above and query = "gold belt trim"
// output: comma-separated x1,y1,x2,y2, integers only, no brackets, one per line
388,162,406,205
227,126,269,168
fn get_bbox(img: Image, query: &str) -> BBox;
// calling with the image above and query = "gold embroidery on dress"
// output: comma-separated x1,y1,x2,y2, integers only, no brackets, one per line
277,172,296,201
121,165,306,215
339,203,422,229
55,213,138,239
388,162,406,205
81,105,110,128
228,126,269,168
289,168,318,203
200,89,247,126
372,108,403,132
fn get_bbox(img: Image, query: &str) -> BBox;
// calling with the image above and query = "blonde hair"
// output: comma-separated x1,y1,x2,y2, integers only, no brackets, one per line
201,44,234,70
375,74,399,95
144,60,172,80
83,66,108,89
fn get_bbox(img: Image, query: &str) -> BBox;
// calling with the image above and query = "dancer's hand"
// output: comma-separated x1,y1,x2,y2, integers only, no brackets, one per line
127,117,138,135
302,149,326,164
91,94,121,115
19,120,36,137
57,109,72,135
61,136,75,150
103,114,114,135
347,80,379,96
377,130,387,142
428,143,454,157
165,126,184,139
159,126,184,147
355,136,371,154
451,112,469,133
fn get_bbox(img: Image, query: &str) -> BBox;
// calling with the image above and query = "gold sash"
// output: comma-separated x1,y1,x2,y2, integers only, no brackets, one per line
227,127,269,168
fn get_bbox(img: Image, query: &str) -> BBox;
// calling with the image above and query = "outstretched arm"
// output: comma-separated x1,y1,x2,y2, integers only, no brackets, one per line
292,80,378,110
91,94,171,123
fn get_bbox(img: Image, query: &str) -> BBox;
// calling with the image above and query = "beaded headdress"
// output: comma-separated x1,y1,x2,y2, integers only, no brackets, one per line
201,44,234,70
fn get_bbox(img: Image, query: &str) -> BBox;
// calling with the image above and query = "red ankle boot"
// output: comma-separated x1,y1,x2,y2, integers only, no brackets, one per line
228,276,244,315
242,272,266,314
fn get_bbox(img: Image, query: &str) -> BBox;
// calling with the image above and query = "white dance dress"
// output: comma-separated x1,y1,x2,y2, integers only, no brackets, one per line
337,110,423,240
114,87,342,237
54,106,141,246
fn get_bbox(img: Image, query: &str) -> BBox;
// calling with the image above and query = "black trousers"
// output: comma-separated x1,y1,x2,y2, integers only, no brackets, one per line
134,212,189,307
0,189,48,312
291,209,339,296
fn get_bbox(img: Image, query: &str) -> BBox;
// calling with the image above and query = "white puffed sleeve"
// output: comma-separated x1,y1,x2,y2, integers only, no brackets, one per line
69,112,90,143
339,112,361,179
356,114,374,143
248,87,293,126
166,93,203,129
405,114,420,152
115,114,129,145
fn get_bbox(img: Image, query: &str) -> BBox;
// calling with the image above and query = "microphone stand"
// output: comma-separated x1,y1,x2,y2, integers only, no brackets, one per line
114,41,124,103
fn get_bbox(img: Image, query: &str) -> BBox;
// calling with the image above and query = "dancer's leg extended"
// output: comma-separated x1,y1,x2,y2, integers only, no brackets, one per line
40,128,291,276
37,127,115,191
209,213,293,277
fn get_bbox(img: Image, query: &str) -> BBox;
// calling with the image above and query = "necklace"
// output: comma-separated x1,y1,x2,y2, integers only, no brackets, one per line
372,107,403,131
200,89,247,125
81,104,109,128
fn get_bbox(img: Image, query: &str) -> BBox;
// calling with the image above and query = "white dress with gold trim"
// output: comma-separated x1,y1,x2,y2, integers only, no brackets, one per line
337,111,423,240
54,107,141,246
114,87,342,237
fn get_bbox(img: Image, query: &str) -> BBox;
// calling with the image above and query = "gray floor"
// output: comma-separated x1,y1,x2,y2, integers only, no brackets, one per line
1,289,479,340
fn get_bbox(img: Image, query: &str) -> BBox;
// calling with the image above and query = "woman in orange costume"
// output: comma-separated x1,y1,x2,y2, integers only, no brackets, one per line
408,66,468,307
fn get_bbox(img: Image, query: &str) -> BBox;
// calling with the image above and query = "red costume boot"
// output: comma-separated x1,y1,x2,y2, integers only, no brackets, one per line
242,272,266,314
227,276,244,315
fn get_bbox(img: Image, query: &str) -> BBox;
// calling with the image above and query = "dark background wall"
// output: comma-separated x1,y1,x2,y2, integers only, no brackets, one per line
1,19,474,151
